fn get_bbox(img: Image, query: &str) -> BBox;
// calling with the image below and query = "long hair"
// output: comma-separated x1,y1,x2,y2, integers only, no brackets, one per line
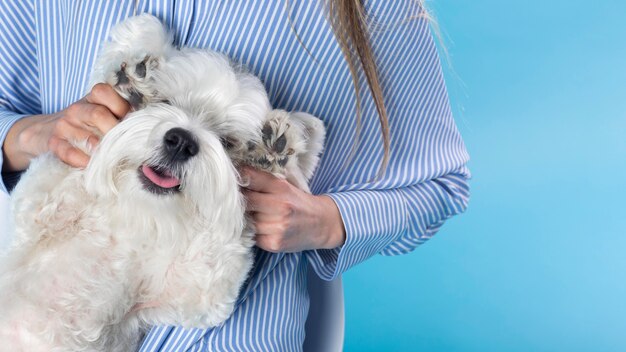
326,0,393,178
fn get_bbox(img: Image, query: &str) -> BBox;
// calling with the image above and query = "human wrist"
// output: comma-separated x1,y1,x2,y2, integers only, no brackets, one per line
2,114,50,172
315,194,346,249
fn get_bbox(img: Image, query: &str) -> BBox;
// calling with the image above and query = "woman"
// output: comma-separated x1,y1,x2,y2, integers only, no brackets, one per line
0,0,470,350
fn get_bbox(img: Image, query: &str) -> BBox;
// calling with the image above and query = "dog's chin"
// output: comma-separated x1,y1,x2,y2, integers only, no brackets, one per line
137,164,182,195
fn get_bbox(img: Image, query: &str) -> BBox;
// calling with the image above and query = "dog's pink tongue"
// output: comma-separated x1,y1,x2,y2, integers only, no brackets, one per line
142,165,180,188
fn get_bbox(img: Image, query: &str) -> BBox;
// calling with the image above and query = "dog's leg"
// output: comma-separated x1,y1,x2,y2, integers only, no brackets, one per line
89,14,172,110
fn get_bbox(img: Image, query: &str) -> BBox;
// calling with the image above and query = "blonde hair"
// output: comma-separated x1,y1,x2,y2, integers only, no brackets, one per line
327,0,390,177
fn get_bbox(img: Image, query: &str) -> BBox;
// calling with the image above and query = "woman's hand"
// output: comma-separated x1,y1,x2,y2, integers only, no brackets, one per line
2,84,130,171
241,167,346,253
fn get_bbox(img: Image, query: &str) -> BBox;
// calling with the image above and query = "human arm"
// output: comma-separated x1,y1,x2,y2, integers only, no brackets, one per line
3,86,130,170
0,3,129,193
241,168,346,252
0,1,41,192
243,165,469,280
243,1,470,280
307,170,470,280
2,85,130,191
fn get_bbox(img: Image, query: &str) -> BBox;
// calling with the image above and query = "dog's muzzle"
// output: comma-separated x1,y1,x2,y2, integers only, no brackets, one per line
138,127,199,195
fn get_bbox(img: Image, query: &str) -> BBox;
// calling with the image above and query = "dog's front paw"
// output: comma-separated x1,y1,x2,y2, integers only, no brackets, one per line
244,109,327,192
109,55,163,109
247,110,302,176
89,14,172,109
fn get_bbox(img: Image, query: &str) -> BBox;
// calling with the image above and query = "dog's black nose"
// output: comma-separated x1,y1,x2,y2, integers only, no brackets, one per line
163,128,199,161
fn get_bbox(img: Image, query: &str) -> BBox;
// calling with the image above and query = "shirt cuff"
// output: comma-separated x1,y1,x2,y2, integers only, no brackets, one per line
305,189,408,281
0,109,28,193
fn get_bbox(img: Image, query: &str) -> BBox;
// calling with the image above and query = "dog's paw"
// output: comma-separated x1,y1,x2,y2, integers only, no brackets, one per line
243,110,326,192
109,55,163,109
89,14,172,109
246,110,302,176
288,111,326,181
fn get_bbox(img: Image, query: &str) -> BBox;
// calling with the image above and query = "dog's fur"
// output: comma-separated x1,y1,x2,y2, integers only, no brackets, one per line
0,14,325,351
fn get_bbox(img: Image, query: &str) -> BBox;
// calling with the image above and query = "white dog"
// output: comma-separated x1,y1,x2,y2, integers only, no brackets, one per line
0,14,325,351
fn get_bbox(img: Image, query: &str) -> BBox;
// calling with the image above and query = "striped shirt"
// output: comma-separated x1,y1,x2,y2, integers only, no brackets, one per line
0,0,470,350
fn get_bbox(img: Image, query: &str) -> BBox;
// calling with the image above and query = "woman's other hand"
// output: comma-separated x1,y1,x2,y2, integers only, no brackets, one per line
2,83,129,171
242,167,346,253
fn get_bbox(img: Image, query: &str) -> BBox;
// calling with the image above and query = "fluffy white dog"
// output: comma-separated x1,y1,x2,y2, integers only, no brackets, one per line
0,14,325,351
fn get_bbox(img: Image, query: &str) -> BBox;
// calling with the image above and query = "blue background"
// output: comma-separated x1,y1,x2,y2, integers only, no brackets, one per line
343,1,626,351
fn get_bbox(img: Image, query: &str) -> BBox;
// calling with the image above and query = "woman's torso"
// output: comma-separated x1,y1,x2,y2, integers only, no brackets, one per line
9,0,450,350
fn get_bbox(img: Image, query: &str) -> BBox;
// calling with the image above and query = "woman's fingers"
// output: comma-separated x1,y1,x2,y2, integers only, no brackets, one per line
243,189,293,219
249,211,284,224
65,101,120,136
47,85,125,166
253,221,287,236
255,233,289,253
82,103,121,135
241,167,289,194
48,136,90,168
53,118,100,149
243,189,273,212
7,84,127,170
86,83,131,119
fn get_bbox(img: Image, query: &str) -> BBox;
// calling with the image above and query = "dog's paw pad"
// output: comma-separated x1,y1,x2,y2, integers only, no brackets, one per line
109,56,162,110
274,133,287,153
116,63,130,86
261,121,290,153
115,56,156,86
247,115,300,174
135,59,147,78
128,89,144,108
262,123,272,142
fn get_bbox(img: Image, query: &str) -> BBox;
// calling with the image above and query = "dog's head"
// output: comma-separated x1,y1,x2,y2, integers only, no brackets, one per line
83,103,244,233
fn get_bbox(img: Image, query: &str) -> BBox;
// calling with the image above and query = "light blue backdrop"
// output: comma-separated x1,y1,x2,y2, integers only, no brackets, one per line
343,1,626,351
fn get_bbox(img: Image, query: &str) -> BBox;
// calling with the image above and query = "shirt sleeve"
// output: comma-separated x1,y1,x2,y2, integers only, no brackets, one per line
0,1,41,193
305,1,471,280
307,170,470,281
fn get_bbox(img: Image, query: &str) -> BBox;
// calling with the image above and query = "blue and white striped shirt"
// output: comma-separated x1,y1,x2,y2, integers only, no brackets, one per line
0,0,470,350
